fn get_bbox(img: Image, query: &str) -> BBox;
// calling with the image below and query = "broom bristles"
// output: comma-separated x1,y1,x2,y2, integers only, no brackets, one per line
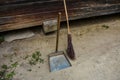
67,34,76,60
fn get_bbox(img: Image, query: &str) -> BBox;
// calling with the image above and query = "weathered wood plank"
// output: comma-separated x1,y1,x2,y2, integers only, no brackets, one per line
0,0,120,32
0,0,57,5
0,0,120,4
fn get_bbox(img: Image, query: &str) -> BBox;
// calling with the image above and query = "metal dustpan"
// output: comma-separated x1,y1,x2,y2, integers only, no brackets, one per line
49,51,71,72
48,12,71,72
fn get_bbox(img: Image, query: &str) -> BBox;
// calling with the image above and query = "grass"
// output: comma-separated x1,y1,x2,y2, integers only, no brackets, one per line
29,51,44,65
102,25,109,29
0,62,18,80
0,51,44,79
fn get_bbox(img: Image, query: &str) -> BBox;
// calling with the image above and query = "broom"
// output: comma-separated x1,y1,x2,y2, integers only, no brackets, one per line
63,0,76,60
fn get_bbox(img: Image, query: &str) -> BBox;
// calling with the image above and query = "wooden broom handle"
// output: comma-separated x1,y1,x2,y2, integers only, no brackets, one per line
63,0,71,34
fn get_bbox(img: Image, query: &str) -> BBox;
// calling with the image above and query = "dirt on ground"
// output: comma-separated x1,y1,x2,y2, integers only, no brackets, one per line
0,14,120,80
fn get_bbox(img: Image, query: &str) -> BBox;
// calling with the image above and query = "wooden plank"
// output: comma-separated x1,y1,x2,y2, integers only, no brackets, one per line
0,0,57,5
0,0,120,32
0,0,119,4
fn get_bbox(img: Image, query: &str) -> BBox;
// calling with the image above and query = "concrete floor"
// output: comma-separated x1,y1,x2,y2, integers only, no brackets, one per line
0,14,120,80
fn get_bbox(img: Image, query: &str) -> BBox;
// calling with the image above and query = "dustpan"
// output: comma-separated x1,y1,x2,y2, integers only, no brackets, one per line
48,12,71,72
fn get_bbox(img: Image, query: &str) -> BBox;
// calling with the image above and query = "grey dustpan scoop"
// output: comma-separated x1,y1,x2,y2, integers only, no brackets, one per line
48,12,71,72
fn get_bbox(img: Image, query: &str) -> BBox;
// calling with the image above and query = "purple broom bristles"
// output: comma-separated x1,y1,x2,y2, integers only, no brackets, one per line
67,34,75,60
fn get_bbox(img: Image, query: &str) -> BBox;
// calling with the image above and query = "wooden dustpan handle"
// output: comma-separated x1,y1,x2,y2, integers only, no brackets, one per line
56,12,61,52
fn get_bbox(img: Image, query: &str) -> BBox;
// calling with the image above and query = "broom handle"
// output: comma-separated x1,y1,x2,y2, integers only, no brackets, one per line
56,12,61,52
63,0,71,34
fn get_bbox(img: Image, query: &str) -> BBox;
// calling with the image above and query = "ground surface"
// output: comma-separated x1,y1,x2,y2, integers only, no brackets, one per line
0,14,120,80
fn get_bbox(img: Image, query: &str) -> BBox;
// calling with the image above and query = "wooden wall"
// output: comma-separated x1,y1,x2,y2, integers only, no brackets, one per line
0,0,120,32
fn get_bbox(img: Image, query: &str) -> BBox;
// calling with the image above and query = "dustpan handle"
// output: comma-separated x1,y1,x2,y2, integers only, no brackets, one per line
56,12,61,52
